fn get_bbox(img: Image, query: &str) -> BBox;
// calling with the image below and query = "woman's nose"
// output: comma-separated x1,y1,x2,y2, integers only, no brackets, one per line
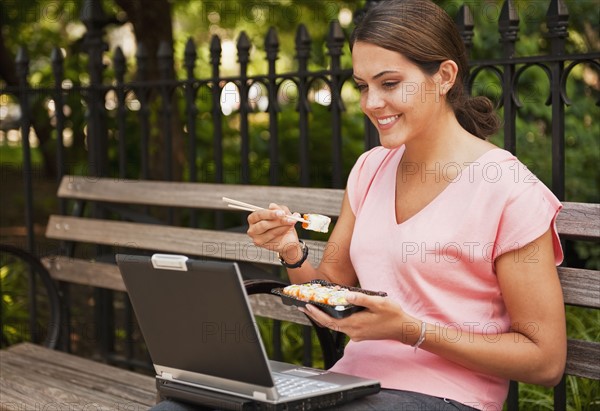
363,90,385,111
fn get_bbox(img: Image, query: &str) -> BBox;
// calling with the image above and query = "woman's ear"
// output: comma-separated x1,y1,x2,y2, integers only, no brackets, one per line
436,60,458,95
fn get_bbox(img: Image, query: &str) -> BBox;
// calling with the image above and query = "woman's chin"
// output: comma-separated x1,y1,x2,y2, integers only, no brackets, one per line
379,136,405,150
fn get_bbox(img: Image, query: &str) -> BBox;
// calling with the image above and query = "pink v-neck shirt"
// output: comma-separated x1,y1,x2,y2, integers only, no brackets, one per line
330,146,563,410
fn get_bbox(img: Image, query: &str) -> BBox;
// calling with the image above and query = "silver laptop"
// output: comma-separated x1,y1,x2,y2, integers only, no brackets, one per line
116,253,380,410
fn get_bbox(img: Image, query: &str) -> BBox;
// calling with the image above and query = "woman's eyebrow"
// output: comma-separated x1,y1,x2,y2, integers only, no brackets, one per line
353,70,400,82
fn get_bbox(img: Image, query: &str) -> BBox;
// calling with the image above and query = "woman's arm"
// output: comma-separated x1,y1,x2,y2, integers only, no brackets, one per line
301,227,567,386
247,191,359,287
420,227,566,385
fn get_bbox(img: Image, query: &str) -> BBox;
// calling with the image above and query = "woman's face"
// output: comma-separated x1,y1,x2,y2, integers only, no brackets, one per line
352,41,445,149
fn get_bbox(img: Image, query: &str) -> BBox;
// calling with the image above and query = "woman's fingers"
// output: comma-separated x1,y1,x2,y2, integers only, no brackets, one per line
299,305,341,332
246,203,299,251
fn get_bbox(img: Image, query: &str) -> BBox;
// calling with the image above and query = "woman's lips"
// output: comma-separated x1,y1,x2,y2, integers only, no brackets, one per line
376,114,401,130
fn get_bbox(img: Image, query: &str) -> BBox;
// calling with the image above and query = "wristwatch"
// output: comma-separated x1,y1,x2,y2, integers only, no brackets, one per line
278,240,309,268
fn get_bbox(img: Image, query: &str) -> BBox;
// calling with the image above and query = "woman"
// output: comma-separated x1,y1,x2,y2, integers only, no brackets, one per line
247,0,566,410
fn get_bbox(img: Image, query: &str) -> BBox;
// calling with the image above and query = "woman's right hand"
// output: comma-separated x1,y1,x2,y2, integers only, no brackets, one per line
246,203,301,255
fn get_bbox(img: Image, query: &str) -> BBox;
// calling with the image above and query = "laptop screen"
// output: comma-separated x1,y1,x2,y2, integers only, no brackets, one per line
116,254,273,388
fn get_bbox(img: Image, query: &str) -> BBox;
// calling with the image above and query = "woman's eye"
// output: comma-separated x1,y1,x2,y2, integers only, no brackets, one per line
355,83,367,92
382,81,400,89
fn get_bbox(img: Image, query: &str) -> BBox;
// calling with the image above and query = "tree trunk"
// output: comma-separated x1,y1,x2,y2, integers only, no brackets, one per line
114,0,186,182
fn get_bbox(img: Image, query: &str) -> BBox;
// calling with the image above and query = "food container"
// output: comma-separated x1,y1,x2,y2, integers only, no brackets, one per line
271,279,387,319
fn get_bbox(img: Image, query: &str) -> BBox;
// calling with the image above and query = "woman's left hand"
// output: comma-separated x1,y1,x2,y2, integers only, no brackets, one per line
299,292,421,344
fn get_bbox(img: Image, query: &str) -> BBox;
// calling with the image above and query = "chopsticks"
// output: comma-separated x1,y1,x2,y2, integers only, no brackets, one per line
222,197,308,223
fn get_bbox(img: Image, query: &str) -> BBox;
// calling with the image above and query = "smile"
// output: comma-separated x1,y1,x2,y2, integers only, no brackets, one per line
377,115,400,126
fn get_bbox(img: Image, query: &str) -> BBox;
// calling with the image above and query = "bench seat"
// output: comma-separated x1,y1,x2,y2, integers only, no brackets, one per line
0,342,156,408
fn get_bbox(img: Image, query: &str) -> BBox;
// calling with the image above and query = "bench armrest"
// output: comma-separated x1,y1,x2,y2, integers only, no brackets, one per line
243,279,345,369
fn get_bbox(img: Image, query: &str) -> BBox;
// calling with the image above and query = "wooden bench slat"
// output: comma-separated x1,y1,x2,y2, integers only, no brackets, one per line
565,339,600,380
57,176,600,240
555,202,600,241
58,175,345,216
7,342,156,388
43,256,127,292
44,257,600,314
558,267,600,309
43,256,312,325
1,355,152,407
249,294,312,326
1,343,156,407
46,215,327,267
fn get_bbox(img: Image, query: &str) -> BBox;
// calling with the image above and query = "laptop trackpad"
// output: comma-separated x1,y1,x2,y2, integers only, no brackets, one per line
282,367,328,377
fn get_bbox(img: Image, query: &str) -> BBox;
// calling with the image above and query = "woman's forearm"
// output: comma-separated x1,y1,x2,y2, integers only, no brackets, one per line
418,321,565,386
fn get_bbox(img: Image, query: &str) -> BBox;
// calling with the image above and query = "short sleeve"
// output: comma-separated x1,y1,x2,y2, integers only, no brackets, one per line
494,177,564,265
346,147,395,215
346,151,370,214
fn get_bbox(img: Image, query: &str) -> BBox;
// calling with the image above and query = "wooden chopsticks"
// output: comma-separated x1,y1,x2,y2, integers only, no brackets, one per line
222,197,308,223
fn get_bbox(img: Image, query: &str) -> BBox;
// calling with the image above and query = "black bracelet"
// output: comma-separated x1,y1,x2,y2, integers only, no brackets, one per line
278,240,309,268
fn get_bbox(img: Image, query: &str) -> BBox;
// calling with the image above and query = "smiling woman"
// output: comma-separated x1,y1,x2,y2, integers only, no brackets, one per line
349,0,500,142
241,0,567,410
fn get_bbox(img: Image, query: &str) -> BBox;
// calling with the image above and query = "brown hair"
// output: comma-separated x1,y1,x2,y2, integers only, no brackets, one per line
350,0,500,139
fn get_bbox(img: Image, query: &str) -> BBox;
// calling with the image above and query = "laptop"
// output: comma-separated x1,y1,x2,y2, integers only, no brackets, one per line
116,253,380,410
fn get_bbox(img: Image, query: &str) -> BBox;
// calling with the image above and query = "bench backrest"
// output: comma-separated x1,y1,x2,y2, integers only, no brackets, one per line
44,175,599,384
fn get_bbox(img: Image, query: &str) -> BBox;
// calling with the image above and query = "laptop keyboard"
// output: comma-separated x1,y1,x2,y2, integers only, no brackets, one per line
273,373,339,398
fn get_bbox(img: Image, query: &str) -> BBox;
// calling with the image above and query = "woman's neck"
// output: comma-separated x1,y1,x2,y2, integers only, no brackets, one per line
401,111,469,165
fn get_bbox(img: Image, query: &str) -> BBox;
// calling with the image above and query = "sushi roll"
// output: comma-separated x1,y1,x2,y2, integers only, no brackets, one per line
302,214,331,233
282,282,349,306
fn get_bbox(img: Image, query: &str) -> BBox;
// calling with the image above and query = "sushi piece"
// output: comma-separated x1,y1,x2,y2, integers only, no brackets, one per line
302,213,331,233
282,282,349,306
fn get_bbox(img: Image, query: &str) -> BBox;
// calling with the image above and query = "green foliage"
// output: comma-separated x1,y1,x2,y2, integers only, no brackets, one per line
0,256,54,348
1,1,599,408
1,262,31,346
256,316,326,370
513,306,600,410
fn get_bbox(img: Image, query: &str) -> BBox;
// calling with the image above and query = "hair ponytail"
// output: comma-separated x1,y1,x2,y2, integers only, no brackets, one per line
454,96,501,140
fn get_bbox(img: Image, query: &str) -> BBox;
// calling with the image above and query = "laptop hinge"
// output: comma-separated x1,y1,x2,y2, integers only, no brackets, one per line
161,372,174,380
151,254,188,271
252,391,268,401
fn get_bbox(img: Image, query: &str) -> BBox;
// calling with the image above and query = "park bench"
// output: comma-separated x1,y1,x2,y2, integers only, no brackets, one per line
1,174,599,410
0,175,345,410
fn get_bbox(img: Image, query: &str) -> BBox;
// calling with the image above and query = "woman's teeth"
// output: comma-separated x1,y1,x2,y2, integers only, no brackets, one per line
378,115,399,125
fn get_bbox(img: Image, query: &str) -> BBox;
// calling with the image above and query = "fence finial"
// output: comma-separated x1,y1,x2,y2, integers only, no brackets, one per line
265,27,280,62
210,35,222,67
237,31,251,65
295,24,312,61
326,20,345,58
51,47,64,84
546,0,569,54
547,0,569,25
184,38,197,76
81,0,108,28
499,0,519,59
499,0,520,43
80,0,109,56
51,47,64,85
455,5,474,55
157,41,174,79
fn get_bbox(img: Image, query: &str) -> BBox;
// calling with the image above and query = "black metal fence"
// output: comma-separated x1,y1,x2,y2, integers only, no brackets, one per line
4,0,599,244
1,0,599,408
